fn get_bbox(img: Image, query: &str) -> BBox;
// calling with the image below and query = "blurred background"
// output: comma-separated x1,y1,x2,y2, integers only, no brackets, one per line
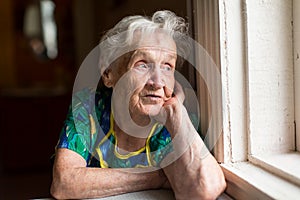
0,0,192,199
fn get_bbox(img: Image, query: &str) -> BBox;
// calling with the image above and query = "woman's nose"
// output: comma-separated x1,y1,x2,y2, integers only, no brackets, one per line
146,66,164,89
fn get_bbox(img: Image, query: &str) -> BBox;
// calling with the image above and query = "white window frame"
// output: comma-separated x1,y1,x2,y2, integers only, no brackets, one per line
295,0,300,152
242,0,300,189
192,0,300,199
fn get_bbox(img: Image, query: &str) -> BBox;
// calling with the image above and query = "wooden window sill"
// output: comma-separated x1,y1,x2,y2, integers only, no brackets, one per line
221,161,300,200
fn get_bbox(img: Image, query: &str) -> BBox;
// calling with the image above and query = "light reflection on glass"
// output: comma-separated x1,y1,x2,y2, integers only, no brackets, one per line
40,0,58,59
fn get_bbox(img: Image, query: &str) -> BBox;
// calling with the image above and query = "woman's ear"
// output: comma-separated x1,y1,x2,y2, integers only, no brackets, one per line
102,68,114,88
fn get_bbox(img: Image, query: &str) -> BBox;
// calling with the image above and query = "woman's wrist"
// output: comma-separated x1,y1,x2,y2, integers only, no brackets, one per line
148,169,169,189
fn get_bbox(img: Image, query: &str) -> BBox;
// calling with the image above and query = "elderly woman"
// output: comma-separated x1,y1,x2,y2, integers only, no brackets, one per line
50,10,226,199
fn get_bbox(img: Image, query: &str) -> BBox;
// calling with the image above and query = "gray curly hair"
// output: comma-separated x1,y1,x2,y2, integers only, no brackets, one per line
98,10,190,74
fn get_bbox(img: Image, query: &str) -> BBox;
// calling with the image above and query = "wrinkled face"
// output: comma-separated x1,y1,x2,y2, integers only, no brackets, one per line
104,32,177,126
128,46,176,119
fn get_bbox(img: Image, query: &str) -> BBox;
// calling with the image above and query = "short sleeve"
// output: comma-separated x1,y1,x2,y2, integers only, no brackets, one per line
56,88,99,162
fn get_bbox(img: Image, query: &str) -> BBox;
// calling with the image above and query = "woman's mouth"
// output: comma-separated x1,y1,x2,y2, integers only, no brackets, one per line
142,94,163,103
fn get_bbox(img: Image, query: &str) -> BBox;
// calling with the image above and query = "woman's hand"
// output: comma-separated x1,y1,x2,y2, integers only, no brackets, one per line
154,81,187,137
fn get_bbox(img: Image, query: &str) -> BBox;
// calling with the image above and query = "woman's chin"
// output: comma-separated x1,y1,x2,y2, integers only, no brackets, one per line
144,104,163,116
130,104,164,124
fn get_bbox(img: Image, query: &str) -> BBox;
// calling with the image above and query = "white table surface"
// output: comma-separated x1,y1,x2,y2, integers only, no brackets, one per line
34,190,232,200
88,189,175,200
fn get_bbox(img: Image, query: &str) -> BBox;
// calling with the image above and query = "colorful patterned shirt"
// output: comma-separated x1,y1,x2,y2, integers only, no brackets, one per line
56,86,174,168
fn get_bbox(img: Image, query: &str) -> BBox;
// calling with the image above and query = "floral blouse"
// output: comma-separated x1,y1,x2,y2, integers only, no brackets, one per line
56,86,174,168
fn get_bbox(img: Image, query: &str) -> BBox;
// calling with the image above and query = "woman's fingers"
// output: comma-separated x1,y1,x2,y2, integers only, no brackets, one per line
163,81,185,105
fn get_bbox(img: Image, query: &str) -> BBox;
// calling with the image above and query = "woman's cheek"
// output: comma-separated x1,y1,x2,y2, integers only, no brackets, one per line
130,73,150,88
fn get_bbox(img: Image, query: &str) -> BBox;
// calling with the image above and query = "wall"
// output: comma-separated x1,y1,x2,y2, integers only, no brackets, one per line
0,0,16,88
72,0,188,69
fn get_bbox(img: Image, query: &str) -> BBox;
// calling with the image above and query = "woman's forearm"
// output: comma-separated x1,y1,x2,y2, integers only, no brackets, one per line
162,115,226,200
163,138,226,200
51,167,166,199
51,149,168,199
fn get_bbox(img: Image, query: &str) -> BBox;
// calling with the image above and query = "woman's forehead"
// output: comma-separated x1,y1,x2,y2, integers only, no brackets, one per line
133,31,177,53
131,47,177,61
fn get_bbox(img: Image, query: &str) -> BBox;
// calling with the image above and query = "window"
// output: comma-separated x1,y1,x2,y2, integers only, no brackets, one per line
40,0,58,59
190,0,224,161
191,0,300,199
243,1,300,188
23,0,58,59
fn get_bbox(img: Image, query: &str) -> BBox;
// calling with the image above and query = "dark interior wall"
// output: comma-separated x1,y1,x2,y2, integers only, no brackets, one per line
95,0,187,31
73,0,188,68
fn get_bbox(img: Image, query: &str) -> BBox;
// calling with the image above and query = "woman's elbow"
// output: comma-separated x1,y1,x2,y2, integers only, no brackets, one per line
199,156,227,199
201,176,227,200
50,180,63,199
50,172,67,199
50,168,75,199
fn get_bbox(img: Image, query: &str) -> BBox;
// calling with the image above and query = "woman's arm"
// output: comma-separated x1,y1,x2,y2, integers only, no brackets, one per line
50,148,169,199
160,85,226,200
163,117,226,200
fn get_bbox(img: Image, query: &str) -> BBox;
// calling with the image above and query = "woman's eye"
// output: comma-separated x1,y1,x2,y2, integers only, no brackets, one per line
161,64,173,72
137,64,148,69
135,62,149,69
133,62,151,73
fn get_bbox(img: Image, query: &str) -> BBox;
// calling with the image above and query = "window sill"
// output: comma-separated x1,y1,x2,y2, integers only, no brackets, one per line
221,161,300,200
249,152,300,186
